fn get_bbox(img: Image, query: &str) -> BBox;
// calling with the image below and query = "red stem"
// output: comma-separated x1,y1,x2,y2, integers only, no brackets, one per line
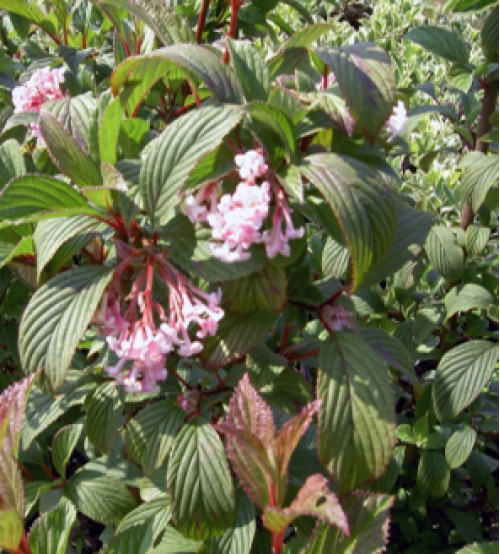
223,0,240,63
15,533,31,554
41,463,57,480
322,65,328,89
285,348,320,362
279,325,291,355
196,0,210,43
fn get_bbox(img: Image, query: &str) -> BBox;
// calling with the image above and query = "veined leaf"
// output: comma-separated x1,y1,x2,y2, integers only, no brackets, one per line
0,510,23,551
111,44,243,110
98,98,123,165
433,340,499,421
417,450,450,498
444,283,494,320
167,418,236,539
0,0,57,37
455,542,500,554
300,153,397,291
19,265,113,391
316,43,396,140
307,491,394,554
482,6,499,62
202,489,256,554
460,154,499,213
84,381,123,455
101,522,154,554
52,424,82,479
100,0,195,46
123,399,185,475
140,106,242,227
34,215,107,281
228,40,270,102
0,176,99,228
0,139,26,187
279,22,334,50
263,474,348,535
318,333,396,495
445,427,477,469
27,497,77,554
116,496,171,544
425,225,465,282
153,524,203,553
39,112,102,188
65,471,136,527
466,225,490,256
0,235,34,270
405,25,469,64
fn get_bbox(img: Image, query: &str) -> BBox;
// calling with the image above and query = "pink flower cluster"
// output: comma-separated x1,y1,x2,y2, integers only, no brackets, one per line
320,303,356,332
185,150,304,262
99,244,223,393
11,66,66,144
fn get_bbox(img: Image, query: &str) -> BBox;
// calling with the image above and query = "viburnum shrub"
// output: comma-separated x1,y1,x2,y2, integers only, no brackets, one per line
0,1,498,553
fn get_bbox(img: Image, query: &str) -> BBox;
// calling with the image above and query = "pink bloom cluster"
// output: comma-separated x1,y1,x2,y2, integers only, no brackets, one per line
320,303,356,332
99,245,223,393
385,100,408,140
185,149,304,262
11,66,66,144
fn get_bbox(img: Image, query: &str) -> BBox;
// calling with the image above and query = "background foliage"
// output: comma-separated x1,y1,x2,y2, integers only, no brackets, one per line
0,0,498,553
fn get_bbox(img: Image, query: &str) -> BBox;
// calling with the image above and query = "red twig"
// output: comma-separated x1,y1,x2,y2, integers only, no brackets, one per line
15,533,31,554
322,65,328,89
20,464,35,482
196,0,210,43
285,348,320,362
223,0,240,63
279,325,291,355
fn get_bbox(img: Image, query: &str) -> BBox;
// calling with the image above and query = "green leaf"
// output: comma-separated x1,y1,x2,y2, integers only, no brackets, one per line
433,340,499,421
202,489,256,554
39,112,102,188
152,524,203,553
111,44,243,109
0,510,23,551
315,43,396,140
300,154,397,291
245,103,297,159
361,201,434,287
201,310,277,369
28,498,77,554
360,328,417,384
99,98,123,165
167,418,236,539
455,542,500,554
0,235,34,270
42,94,98,154
223,266,288,314
116,496,171,540
444,283,494,320
139,106,242,227
417,450,450,498
65,471,136,527
445,427,477,469
0,139,26,187
101,522,154,554
307,492,394,554
405,26,469,64
0,0,56,36
228,40,270,102
318,333,397,495
52,424,82,478
425,225,465,282
84,382,123,455
34,215,107,281
461,154,499,213
466,225,490,256
263,474,348,535
100,0,195,46
19,265,113,391
280,22,334,50
123,399,185,475
0,176,98,228
482,6,499,62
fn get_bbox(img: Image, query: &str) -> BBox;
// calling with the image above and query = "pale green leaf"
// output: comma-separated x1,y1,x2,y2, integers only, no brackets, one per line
52,424,82,478
417,450,450,498
101,522,154,554
0,139,26,187
405,26,469,64
153,524,203,553
167,418,236,540
445,427,477,468
466,225,490,256
0,510,23,551
444,283,494,320
425,225,465,282
228,40,270,102
461,154,499,213
318,333,396,494
28,498,77,554
19,266,113,391
433,340,499,421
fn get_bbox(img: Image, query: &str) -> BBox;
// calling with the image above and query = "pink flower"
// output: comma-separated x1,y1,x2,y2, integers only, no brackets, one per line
235,149,268,182
386,100,407,140
99,245,224,393
11,66,66,144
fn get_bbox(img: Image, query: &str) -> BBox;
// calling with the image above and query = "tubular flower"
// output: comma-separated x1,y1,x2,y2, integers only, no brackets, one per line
99,245,223,393
11,66,67,144
184,149,304,262
385,100,407,140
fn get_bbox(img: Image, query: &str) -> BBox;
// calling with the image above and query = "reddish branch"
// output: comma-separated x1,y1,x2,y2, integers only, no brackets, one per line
223,0,240,63
196,0,210,43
